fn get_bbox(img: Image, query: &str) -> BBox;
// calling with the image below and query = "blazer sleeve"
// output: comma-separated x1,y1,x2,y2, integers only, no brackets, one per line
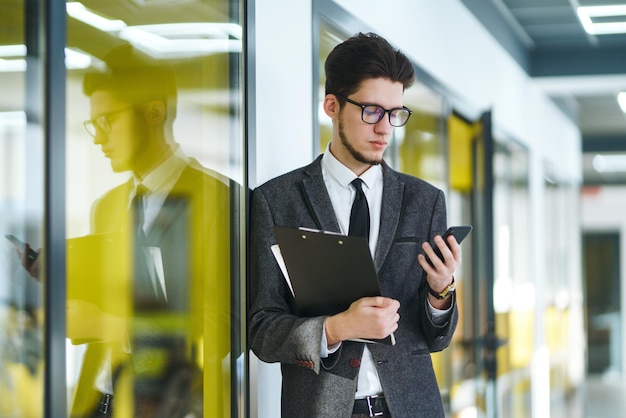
416,188,459,352
247,186,327,374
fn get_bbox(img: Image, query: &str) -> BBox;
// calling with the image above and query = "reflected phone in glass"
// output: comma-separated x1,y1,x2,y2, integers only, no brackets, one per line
5,234,39,267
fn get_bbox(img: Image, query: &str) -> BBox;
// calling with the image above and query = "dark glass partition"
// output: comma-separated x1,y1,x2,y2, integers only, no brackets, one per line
0,0,48,415
64,1,244,416
0,0,246,416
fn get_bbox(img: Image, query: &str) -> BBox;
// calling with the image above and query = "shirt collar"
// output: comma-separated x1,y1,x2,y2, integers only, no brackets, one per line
321,141,382,189
133,146,189,194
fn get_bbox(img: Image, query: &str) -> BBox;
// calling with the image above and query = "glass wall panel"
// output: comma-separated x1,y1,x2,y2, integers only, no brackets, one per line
544,170,584,418
492,139,531,418
445,112,482,418
318,22,343,153
65,1,243,417
0,0,46,416
395,86,446,188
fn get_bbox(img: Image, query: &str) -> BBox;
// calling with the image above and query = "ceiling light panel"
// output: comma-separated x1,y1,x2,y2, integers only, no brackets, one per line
577,5,626,35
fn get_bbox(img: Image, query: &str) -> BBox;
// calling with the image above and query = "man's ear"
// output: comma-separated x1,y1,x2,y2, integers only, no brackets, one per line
323,94,340,119
144,100,167,124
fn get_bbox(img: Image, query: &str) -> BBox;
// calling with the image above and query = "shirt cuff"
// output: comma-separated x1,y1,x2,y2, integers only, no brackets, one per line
321,321,342,358
427,297,454,326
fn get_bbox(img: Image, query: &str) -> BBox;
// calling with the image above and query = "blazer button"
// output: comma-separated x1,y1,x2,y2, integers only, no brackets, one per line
350,358,361,368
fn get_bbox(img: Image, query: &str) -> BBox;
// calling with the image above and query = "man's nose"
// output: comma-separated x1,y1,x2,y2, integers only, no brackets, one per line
373,115,394,134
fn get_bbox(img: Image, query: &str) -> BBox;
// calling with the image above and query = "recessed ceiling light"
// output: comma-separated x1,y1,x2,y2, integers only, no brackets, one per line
0,45,27,58
577,5,626,35
66,2,127,32
119,24,242,59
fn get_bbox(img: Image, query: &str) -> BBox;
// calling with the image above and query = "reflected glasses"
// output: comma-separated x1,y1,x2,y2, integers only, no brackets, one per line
334,93,412,127
83,106,133,137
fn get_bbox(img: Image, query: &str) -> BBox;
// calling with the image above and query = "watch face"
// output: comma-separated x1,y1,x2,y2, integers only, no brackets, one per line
439,283,456,299
428,278,456,299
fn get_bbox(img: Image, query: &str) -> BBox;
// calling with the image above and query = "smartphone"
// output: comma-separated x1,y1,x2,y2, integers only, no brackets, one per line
5,234,39,267
427,225,473,266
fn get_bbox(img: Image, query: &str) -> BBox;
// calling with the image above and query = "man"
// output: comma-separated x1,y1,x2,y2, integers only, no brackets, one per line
69,45,232,417
249,32,461,418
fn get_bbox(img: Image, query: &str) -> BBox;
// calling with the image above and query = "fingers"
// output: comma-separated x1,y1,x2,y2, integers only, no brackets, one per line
359,300,400,339
23,244,42,280
355,297,400,326
420,234,461,271
329,296,400,343
445,235,462,262
356,296,400,311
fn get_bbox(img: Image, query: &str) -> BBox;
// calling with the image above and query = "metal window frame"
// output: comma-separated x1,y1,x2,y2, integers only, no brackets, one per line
37,0,67,416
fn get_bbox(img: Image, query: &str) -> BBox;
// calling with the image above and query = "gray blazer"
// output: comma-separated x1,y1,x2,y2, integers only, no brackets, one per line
249,155,458,418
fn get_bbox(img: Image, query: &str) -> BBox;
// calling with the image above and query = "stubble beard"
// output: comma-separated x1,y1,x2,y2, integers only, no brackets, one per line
338,117,382,166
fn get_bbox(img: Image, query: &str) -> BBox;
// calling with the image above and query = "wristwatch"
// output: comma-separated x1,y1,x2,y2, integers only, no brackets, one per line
428,277,456,300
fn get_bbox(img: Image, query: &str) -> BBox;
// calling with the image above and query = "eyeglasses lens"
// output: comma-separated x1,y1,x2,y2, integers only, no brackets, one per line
83,116,112,137
362,106,385,124
390,109,410,127
97,117,110,133
84,121,96,137
362,106,410,127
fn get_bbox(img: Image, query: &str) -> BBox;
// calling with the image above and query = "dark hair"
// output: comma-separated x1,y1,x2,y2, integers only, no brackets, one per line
83,45,177,117
324,32,415,98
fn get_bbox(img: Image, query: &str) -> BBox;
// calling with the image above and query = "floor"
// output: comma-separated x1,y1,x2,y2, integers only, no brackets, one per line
584,373,626,418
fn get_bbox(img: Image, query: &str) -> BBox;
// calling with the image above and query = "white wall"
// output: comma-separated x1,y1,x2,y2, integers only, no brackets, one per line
253,0,314,187
252,2,312,416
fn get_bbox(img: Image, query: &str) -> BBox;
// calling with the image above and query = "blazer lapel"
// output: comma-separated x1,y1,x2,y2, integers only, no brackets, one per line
299,158,404,271
374,163,404,272
301,156,341,233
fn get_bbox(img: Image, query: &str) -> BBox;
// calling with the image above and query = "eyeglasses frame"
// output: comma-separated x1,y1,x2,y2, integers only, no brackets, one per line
83,106,134,137
333,93,412,127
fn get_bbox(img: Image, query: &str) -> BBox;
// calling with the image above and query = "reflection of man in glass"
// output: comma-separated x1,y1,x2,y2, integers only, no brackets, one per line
71,45,231,418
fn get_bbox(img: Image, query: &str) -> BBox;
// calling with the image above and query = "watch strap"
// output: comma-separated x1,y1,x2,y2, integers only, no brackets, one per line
427,276,456,300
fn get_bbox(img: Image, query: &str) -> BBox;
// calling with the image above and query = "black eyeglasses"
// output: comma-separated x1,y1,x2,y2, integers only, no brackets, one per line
334,93,412,127
83,106,133,137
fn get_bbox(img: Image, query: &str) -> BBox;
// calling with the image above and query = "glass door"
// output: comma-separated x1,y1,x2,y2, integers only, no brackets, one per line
0,0,47,416
2,1,248,416
445,110,489,418
492,138,532,418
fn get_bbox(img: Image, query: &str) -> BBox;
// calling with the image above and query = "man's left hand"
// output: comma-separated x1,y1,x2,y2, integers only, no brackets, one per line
418,234,462,309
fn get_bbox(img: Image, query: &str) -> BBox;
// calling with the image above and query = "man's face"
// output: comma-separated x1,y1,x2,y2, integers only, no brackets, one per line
330,78,405,173
88,90,148,173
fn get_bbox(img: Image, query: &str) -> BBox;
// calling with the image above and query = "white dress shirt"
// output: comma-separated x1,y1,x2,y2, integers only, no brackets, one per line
95,146,189,394
319,143,452,398
130,145,189,233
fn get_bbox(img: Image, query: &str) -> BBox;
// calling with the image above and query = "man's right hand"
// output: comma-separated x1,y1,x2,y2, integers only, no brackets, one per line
19,243,42,281
324,296,400,347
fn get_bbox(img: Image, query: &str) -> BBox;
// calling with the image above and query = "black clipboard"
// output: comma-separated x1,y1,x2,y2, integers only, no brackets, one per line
273,226,395,345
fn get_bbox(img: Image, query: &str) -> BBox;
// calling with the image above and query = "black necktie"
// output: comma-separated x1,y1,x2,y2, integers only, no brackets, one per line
131,185,148,239
131,185,166,305
349,178,370,241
